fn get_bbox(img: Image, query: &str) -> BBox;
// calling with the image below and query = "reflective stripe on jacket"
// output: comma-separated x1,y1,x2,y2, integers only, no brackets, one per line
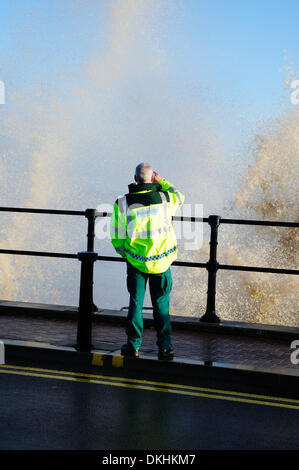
110,178,184,273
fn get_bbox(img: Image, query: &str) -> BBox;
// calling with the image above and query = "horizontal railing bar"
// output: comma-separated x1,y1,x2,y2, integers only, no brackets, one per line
96,211,298,227
173,260,207,268
0,207,86,216
97,212,210,223
97,255,126,262
96,255,207,268
96,212,209,223
96,255,298,275
0,250,297,275
0,207,298,228
0,249,77,259
172,216,208,223
96,212,111,217
218,263,299,275
220,218,299,227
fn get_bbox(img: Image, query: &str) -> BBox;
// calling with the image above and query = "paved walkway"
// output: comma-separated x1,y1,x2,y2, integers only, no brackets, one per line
0,311,298,371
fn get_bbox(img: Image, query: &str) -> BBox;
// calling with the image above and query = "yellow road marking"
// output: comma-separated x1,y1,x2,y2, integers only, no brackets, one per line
0,364,299,410
0,369,299,410
1,363,299,405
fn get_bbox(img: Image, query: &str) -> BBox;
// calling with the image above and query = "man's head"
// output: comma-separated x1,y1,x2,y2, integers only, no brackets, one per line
134,162,154,183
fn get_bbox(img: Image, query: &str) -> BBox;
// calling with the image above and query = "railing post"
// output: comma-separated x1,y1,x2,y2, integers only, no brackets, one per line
76,251,98,351
85,208,98,312
200,215,221,323
85,208,97,251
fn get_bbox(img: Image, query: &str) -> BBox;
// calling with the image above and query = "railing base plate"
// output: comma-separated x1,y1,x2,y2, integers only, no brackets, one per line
200,312,221,323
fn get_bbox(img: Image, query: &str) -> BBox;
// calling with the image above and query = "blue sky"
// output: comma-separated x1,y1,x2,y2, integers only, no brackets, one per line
1,0,298,109
0,0,298,147
164,0,299,121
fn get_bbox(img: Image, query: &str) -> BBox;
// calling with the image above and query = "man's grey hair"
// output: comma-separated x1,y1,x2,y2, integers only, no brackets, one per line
135,162,154,183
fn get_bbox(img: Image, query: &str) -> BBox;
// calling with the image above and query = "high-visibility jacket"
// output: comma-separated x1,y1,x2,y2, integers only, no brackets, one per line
110,178,184,273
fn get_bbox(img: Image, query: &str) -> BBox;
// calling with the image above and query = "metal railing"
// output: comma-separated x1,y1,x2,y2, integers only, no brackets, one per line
0,206,298,351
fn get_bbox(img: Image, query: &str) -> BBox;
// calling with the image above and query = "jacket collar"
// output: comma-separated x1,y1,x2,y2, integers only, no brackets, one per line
128,182,161,194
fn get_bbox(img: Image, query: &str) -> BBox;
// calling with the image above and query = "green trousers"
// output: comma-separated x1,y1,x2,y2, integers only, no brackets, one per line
126,261,173,351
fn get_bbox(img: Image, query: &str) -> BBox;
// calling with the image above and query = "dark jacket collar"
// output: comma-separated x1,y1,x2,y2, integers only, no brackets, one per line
128,182,161,194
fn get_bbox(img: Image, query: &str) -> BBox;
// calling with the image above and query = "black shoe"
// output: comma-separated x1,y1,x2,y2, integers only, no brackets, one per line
121,344,139,358
92,303,99,313
158,347,174,361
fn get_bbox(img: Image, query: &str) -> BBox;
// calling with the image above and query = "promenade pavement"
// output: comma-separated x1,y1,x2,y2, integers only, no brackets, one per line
0,300,299,392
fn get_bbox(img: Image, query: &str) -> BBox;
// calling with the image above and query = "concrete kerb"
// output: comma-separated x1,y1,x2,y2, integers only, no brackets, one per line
2,337,299,393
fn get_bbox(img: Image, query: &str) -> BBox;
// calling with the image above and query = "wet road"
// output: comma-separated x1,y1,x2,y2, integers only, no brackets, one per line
0,363,299,451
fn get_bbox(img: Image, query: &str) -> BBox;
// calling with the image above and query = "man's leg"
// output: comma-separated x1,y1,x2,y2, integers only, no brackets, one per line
149,268,173,355
125,262,147,352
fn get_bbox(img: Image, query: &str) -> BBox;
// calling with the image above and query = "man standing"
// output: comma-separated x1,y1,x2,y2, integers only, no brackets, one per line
110,163,184,360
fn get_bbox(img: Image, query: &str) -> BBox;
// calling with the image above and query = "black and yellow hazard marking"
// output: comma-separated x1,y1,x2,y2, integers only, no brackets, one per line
1,363,299,410
91,352,124,368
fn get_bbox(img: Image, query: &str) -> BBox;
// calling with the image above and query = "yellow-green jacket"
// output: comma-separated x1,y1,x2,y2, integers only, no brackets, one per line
110,178,184,273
